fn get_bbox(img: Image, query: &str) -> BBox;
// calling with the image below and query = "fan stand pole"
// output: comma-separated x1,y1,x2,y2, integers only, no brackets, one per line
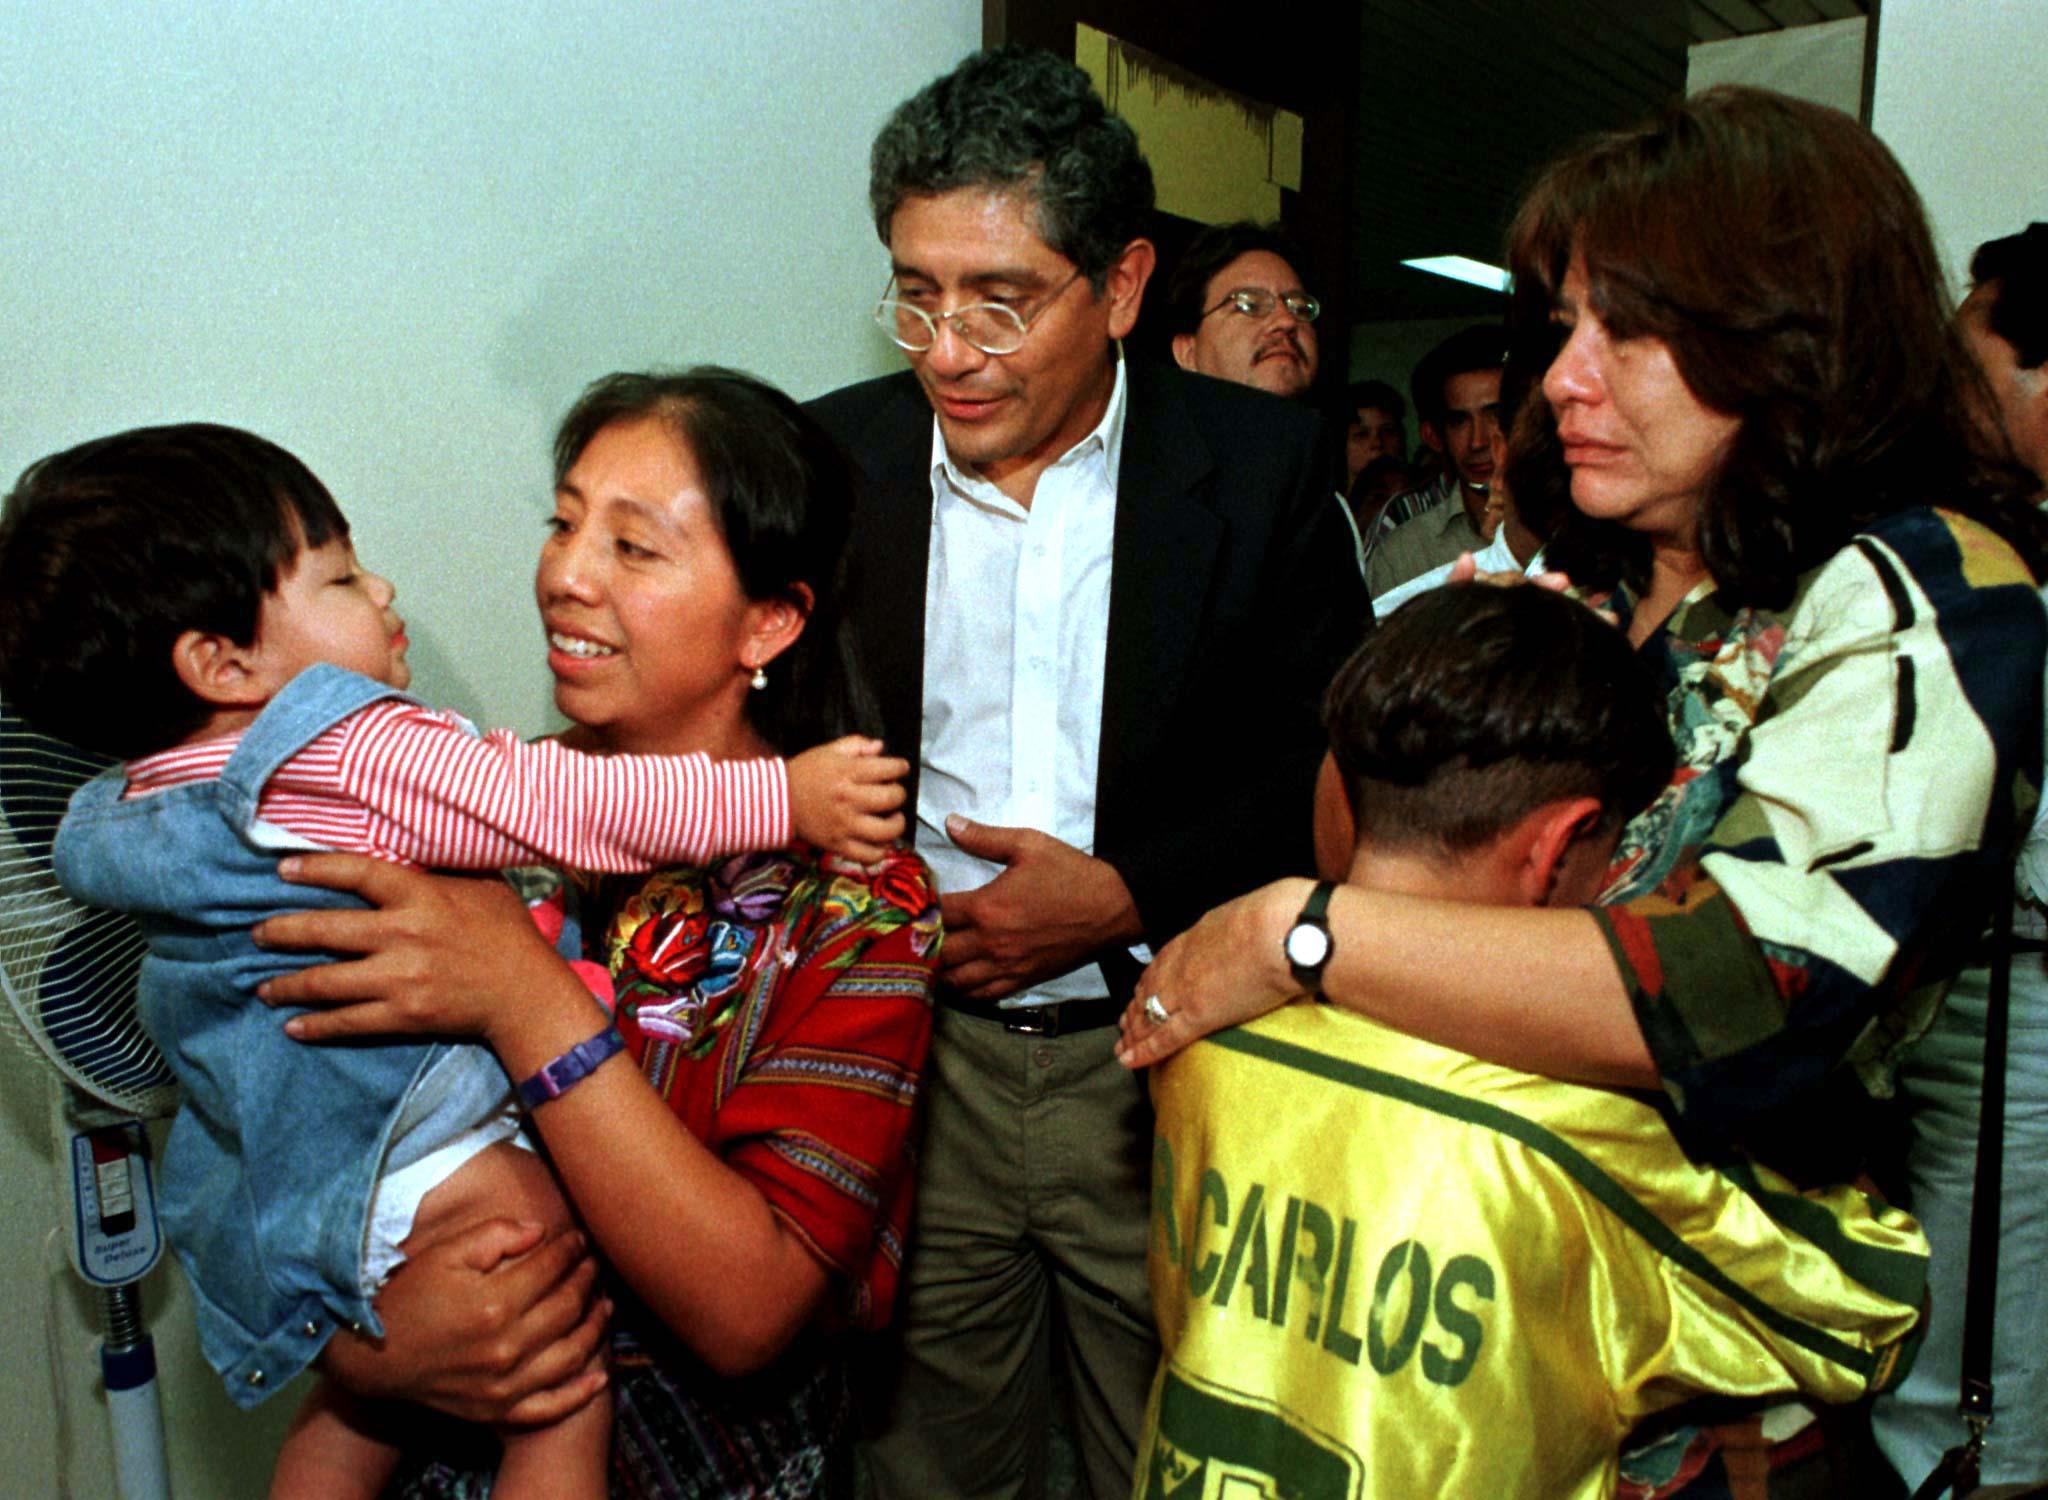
100,1281,170,1500
57,1101,174,1500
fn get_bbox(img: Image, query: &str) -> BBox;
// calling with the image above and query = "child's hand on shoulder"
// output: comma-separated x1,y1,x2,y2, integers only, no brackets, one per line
787,735,908,864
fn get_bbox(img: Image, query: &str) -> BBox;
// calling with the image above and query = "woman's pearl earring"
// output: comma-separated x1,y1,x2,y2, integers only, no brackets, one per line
749,664,769,691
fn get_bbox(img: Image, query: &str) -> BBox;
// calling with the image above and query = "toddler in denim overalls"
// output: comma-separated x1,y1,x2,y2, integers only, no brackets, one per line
0,423,901,1499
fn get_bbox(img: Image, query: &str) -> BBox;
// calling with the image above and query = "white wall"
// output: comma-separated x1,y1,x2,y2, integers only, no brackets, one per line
1870,0,2048,295
0,2,978,1493
0,0,981,734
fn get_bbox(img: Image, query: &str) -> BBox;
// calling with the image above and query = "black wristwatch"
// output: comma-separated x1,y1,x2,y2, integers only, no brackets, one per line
1284,880,1337,997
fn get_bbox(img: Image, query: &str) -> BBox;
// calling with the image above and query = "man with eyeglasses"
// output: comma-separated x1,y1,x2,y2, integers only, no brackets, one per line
1162,222,1378,575
809,45,1366,1500
1164,220,1321,399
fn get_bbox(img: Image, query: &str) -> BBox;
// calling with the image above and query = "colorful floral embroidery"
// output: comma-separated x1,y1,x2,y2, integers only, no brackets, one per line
872,857,931,918
576,843,938,1335
599,846,939,1061
623,897,711,989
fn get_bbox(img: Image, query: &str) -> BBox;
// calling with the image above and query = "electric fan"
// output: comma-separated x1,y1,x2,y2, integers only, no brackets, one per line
0,695,177,1500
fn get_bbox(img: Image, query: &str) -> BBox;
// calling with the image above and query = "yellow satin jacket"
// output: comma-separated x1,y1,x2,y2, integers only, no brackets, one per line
1136,1005,1926,1500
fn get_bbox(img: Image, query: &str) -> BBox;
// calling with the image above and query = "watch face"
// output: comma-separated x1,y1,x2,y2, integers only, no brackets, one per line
1285,922,1331,969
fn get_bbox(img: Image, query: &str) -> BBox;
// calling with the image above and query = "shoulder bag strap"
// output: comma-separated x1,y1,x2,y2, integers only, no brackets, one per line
1910,888,2014,1500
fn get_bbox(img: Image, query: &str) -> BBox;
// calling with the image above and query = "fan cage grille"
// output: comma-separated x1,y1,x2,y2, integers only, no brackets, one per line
1,708,179,1119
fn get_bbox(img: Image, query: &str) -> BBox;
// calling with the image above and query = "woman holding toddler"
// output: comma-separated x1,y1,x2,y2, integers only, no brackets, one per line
262,368,939,1498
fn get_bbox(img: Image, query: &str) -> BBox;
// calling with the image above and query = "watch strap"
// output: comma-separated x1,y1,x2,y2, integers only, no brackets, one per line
517,1024,626,1110
1288,879,1338,994
1301,879,1335,925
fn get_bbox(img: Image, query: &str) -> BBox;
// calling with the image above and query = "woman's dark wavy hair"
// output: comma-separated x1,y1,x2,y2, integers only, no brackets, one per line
1507,86,2047,606
552,368,878,754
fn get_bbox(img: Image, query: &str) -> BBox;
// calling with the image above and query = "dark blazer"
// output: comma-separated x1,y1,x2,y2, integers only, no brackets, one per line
811,358,1369,988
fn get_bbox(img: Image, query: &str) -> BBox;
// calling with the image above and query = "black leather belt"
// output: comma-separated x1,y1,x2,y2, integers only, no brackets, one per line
942,990,1123,1035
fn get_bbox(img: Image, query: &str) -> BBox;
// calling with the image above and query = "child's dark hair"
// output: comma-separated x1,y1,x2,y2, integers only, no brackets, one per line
1323,586,1673,855
553,368,879,752
0,423,348,759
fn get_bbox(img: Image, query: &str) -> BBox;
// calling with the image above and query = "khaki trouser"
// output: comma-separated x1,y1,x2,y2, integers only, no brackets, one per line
862,1005,1159,1500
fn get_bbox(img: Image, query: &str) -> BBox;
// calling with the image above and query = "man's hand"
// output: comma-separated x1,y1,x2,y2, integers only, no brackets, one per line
937,815,1142,999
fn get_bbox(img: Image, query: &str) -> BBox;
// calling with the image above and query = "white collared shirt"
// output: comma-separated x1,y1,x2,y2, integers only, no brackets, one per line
917,357,1126,1005
1370,529,1544,617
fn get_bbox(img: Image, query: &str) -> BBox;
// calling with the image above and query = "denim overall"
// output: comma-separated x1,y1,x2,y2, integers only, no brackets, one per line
54,665,515,1406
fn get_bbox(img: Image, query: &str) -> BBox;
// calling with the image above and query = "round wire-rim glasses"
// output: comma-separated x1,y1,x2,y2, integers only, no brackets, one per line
873,267,1086,355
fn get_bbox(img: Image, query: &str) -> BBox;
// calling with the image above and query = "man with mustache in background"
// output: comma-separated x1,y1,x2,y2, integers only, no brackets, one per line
1165,220,1323,400
1164,221,1369,571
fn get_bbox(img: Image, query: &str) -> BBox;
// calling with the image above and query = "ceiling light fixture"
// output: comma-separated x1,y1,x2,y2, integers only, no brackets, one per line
1400,255,1513,293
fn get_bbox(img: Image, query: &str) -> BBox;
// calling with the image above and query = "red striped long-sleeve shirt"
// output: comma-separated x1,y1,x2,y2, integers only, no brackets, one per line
123,698,790,872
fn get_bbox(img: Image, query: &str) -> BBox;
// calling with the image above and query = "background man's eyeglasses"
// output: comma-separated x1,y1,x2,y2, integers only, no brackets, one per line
1201,287,1320,324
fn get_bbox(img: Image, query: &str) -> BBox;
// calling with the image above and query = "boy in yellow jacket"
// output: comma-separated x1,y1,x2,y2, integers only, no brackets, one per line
1136,585,1924,1500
